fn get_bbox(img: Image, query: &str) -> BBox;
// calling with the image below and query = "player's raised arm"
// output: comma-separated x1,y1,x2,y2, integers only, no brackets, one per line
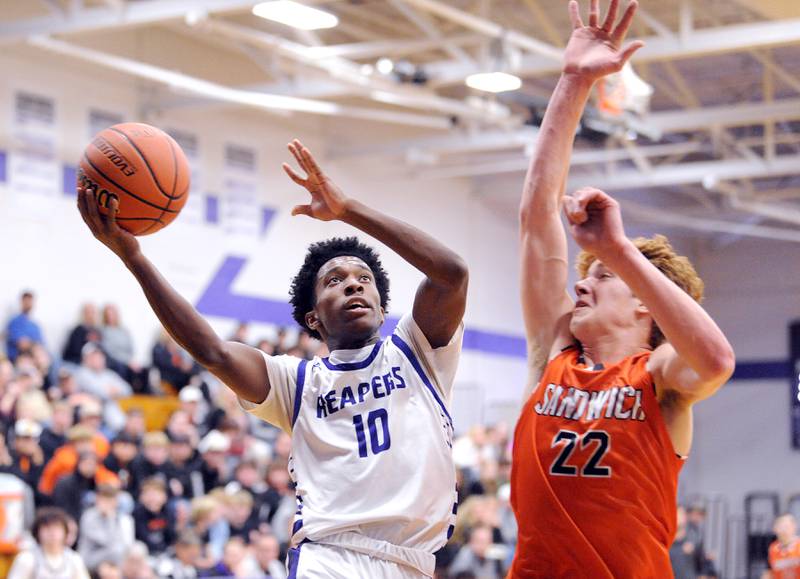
564,187,736,402
283,140,467,348
519,0,643,379
76,186,270,404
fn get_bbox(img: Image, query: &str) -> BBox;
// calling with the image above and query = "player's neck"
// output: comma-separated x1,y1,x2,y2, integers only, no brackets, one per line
325,333,381,353
579,333,650,367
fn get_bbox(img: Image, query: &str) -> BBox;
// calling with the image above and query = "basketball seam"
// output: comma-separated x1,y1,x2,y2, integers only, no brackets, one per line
82,152,178,214
108,127,185,201
167,135,179,197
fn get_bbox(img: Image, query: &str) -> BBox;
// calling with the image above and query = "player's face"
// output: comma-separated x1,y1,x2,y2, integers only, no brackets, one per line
311,256,384,347
570,261,646,342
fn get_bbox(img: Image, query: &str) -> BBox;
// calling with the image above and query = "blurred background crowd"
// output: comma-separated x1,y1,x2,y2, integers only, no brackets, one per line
0,290,523,579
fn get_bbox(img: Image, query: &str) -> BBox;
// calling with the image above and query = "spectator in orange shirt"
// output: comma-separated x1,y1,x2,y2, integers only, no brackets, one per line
38,424,111,495
768,514,800,579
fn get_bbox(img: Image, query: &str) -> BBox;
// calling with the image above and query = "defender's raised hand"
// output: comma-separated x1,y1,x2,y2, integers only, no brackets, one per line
564,0,644,80
563,187,627,257
283,139,348,222
76,182,140,261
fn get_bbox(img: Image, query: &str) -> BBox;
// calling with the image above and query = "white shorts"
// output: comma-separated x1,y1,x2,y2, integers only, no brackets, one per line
287,542,430,579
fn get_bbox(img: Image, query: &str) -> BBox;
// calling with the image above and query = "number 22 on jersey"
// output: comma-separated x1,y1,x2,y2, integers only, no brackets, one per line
549,429,612,477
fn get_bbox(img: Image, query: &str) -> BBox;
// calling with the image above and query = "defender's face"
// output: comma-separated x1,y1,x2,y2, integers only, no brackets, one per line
570,261,644,339
309,256,384,345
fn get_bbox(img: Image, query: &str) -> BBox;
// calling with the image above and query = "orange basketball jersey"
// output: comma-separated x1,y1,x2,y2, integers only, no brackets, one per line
769,538,800,579
509,347,683,578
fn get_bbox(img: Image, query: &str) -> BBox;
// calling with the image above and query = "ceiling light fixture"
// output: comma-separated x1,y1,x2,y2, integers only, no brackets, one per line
252,1,339,31
465,71,522,93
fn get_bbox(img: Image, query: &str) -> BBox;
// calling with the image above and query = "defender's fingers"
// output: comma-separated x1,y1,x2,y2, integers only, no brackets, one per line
589,0,600,27
569,1,584,29
617,40,645,66
282,163,306,186
612,0,638,43
601,0,619,31
291,204,313,217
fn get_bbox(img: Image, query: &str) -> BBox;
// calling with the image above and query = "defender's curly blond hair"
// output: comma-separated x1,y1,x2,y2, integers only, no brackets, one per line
575,235,704,349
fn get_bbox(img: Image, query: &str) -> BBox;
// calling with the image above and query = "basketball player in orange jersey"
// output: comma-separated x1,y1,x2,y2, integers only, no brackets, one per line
767,514,800,579
510,0,736,576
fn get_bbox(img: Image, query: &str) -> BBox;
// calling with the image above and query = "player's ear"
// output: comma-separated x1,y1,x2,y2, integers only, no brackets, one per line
305,310,321,333
379,306,385,325
635,299,649,316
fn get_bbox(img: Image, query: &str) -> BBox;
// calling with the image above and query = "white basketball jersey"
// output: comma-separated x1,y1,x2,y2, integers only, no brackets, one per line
244,313,462,554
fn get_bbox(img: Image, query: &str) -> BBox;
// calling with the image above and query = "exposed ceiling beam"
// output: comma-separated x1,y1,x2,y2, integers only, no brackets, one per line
0,0,255,43
387,0,475,65
567,155,800,192
647,98,800,133
192,17,513,124
27,35,454,129
427,17,800,85
622,200,800,244
394,0,562,60
305,34,482,61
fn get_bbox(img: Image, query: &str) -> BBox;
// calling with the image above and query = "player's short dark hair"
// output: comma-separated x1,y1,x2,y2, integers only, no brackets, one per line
32,507,70,542
289,237,390,340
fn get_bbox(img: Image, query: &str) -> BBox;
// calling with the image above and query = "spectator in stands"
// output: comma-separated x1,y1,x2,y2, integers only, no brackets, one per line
5,291,44,362
7,507,90,579
225,489,259,543
73,343,131,431
228,322,249,344
197,430,229,495
39,400,74,462
39,423,111,496
0,469,36,576
251,532,286,579
686,504,718,577
52,451,116,523
102,303,147,392
255,339,274,355
8,419,45,495
95,561,123,579
448,525,503,579
78,484,134,571
63,303,101,365
188,495,229,567
670,505,699,579
119,408,146,446
152,332,197,391
177,386,208,437
128,431,170,499
199,537,249,578
119,542,155,579
768,513,800,579
154,530,202,579
133,478,175,556
167,433,199,499
104,431,139,492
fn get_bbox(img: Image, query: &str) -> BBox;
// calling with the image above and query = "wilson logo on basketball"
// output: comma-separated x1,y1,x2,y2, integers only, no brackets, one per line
92,136,137,177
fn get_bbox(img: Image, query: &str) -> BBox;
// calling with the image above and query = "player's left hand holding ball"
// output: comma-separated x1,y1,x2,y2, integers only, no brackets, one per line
282,139,349,221
563,187,628,257
77,184,141,262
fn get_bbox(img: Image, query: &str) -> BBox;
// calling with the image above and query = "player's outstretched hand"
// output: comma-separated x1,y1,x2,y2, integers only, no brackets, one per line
563,187,627,257
77,181,140,261
283,139,349,222
564,0,645,80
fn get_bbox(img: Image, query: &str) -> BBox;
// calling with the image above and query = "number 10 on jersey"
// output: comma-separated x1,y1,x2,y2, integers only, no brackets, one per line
353,409,391,458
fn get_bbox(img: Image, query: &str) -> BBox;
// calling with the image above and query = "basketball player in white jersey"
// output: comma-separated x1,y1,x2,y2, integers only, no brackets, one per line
76,139,468,578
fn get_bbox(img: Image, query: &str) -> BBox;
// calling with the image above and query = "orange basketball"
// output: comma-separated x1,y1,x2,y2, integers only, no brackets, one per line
78,122,190,236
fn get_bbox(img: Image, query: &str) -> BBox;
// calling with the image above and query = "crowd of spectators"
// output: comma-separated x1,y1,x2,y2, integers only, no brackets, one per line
0,290,519,579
